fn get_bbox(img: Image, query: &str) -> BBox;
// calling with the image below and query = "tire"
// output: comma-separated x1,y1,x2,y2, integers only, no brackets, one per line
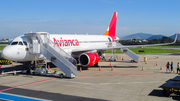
60,74,64,79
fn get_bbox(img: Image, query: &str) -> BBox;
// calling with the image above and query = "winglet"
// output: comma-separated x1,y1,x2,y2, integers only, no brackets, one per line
173,30,179,43
104,12,117,41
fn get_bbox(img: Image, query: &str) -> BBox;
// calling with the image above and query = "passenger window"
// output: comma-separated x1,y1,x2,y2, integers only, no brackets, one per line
11,42,18,45
23,41,27,46
18,41,23,45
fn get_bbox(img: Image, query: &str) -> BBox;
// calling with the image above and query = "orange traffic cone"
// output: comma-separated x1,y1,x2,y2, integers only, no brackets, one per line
80,67,82,72
12,62,14,67
156,62,158,66
99,66,102,71
160,66,163,70
145,61,147,64
142,66,145,71
48,65,50,70
110,62,112,66
111,66,114,71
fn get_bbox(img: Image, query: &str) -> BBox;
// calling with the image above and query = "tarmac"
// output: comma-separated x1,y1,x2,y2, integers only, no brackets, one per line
0,53,180,101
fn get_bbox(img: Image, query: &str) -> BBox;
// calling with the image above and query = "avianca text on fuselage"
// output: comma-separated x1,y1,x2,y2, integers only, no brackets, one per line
53,37,79,47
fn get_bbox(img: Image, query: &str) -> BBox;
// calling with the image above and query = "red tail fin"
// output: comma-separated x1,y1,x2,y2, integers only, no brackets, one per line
104,12,117,41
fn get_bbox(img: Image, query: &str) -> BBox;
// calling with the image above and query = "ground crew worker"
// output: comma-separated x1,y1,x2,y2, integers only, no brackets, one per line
166,62,170,73
177,62,179,74
170,61,175,73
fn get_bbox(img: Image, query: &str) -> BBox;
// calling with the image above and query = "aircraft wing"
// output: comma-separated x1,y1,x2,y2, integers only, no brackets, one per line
72,33,178,53
114,37,139,41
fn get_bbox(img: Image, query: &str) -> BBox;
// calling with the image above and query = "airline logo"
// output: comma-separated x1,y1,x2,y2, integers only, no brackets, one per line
53,37,79,47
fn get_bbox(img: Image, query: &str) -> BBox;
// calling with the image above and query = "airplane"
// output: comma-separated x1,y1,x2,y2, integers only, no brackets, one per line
1,12,178,70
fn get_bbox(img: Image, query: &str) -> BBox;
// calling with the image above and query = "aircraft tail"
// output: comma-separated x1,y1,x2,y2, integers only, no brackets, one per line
104,12,117,41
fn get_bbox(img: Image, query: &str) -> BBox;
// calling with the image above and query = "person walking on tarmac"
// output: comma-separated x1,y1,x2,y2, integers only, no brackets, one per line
166,62,170,73
177,62,180,74
170,62,175,73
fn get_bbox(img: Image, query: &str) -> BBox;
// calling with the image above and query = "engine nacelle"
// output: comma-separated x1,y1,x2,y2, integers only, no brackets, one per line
79,53,99,67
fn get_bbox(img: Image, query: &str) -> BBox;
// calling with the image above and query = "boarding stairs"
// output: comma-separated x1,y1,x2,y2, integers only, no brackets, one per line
24,32,77,78
110,42,140,62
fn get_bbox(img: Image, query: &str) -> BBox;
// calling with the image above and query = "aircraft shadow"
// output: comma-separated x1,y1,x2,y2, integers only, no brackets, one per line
77,65,138,71
0,65,24,73
0,62,56,71
0,62,58,72
101,60,137,63
98,66,138,68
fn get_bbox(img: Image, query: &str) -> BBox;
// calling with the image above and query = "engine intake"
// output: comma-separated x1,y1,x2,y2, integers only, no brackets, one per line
79,53,99,67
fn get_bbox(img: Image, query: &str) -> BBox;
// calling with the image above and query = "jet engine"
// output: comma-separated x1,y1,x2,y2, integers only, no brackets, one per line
79,53,99,67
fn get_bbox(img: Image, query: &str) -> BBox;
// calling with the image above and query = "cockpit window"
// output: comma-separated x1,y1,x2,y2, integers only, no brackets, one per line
23,41,27,46
18,41,23,45
10,41,27,46
11,42,18,45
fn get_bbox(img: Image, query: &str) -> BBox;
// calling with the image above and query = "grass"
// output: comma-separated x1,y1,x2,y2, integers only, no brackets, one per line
104,48,180,54
148,45,180,48
129,48,180,54
0,46,5,50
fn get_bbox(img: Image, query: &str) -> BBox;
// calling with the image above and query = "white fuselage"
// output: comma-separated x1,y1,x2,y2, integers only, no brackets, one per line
50,34,111,51
1,34,113,62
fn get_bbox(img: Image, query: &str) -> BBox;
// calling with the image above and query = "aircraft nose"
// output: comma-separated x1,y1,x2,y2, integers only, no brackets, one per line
1,46,12,59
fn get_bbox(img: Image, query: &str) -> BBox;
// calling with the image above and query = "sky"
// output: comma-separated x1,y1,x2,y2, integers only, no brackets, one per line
0,0,180,39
